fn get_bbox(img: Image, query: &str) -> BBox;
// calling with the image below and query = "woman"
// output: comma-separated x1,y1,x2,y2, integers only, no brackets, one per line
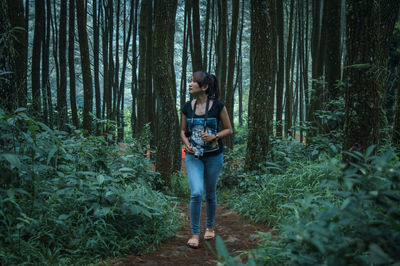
180,70,233,248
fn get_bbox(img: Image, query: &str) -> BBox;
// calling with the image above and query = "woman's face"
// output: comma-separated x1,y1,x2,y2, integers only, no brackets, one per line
189,76,206,95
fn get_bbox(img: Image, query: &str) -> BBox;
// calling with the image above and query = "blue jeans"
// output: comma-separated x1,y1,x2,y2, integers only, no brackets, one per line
185,152,223,235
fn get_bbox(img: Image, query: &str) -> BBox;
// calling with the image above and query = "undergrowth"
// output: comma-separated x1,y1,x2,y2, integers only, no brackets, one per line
0,108,181,265
217,138,400,265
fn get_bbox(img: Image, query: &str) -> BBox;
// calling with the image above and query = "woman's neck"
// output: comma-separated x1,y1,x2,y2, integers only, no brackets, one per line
195,93,208,105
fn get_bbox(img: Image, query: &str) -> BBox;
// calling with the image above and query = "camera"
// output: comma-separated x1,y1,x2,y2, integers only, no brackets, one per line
192,145,204,158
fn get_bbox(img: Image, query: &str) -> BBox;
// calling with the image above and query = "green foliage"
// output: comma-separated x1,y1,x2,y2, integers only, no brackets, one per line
217,145,400,265
168,171,190,199
0,108,181,265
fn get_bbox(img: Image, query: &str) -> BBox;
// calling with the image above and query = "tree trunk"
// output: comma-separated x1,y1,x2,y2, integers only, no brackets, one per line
275,0,284,138
32,0,44,118
69,0,79,128
208,0,215,73
393,67,400,147
45,0,53,128
216,0,227,103
245,0,273,171
153,0,179,188
76,0,93,133
131,0,139,138
203,0,211,72
285,0,294,137
6,0,27,111
145,1,154,144
343,0,380,159
325,0,341,101
180,0,190,111
191,0,202,71
58,0,68,130
237,0,244,127
41,0,48,124
117,0,134,142
93,0,101,135
225,0,239,149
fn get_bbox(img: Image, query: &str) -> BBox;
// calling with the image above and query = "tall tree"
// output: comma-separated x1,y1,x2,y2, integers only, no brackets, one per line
137,0,152,136
180,0,190,110
93,0,101,135
245,0,273,171
7,0,27,111
153,0,179,187
58,0,68,130
225,0,239,149
394,67,400,147
285,0,294,137
41,0,49,124
69,0,79,128
237,0,244,127
76,0,93,133
215,0,227,103
325,0,341,102
275,0,284,137
203,0,211,72
131,0,139,138
45,0,53,128
342,0,380,158
117,0,135,141
191,0,202,71
31,0,44,118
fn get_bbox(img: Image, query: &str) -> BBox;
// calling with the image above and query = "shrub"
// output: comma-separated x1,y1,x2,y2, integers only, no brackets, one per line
217,147,400,265
0,108,181,265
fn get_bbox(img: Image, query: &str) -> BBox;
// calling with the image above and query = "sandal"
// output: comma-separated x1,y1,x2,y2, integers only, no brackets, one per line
187,236,200,249
204,228,215,240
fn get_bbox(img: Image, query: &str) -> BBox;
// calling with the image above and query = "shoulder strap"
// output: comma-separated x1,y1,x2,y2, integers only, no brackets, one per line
190,99,210,130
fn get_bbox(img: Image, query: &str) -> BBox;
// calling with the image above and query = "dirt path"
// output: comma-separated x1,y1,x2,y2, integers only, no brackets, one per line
108,202,269,265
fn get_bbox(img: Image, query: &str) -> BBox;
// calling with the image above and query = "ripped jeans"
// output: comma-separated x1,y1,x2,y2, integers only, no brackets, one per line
185,152,223,235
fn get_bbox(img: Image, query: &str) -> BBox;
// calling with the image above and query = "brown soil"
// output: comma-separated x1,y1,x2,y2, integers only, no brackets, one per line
106,202,270,266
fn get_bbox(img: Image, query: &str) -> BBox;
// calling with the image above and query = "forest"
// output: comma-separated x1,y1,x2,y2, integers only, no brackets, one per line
1,0,400,264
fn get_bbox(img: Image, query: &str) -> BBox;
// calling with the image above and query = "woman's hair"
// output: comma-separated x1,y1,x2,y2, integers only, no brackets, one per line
192,70,220,99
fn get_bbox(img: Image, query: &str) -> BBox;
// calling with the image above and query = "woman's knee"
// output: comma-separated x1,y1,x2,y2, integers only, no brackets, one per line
191,190,203,201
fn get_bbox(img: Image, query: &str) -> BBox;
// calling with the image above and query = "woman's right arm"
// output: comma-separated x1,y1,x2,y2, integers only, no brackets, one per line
181,113,194,154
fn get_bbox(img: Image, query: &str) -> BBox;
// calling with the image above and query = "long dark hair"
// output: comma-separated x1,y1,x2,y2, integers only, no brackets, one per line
192,70,220,100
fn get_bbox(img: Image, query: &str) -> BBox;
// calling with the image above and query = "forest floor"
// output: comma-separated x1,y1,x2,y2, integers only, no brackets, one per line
105,202,269,265
103,149,272,265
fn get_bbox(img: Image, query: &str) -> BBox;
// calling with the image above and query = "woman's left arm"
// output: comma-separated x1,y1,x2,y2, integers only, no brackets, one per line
217,106,233,139
201,106,233,142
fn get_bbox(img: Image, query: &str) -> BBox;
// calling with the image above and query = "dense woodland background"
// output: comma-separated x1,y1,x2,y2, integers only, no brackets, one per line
1,0,400,264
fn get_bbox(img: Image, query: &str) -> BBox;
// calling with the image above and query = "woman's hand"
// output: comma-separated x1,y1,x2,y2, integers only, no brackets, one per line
200,132,216,143
184,143,195,154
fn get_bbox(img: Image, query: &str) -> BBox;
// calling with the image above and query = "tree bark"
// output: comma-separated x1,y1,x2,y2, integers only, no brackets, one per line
394,66,400,147
275,0,284,137
131,0,139,138
6,0,27,111
225,0,239,149
285,0,294,137
153,0,179,188
93,0,101,135
216,0,227,103
180,0,190,111
117,0,134,142
32,0,44,118
343,0,380,159
58,0,68,130
325,0,341,101
245,0,273,171
69,0,79,128
191,0,202,71
76,0,93,133
203,0,211,71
